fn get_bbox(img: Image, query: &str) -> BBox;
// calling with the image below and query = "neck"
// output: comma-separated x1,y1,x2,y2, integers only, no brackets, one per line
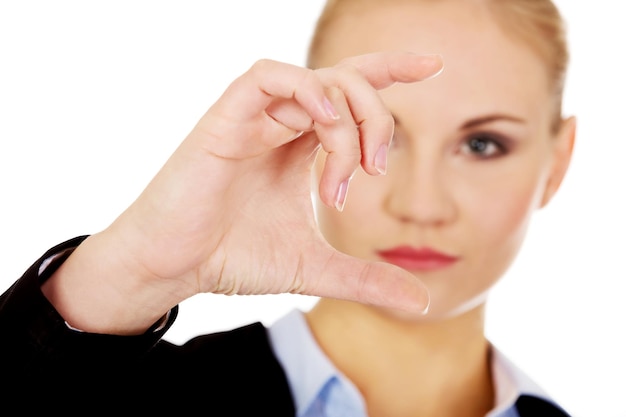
305,299,494,417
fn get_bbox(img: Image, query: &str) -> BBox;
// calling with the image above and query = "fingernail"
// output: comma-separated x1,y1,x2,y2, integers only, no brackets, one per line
288,130,305,141
335,178,350,211
323,97,340,120
374,144,388,175
422,54,444,80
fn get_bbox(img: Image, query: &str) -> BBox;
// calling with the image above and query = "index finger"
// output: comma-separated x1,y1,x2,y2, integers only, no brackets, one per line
337,51,444,89
313,52,443,185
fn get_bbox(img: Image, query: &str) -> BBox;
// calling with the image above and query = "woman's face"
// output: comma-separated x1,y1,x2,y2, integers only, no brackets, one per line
312,1,574,319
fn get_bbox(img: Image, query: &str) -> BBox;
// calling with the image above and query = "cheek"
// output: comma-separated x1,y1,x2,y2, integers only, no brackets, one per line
427,172,548,319
464,170,546,260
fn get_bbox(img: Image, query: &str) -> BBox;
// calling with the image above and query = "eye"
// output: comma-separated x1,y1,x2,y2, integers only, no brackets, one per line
460,133,507,159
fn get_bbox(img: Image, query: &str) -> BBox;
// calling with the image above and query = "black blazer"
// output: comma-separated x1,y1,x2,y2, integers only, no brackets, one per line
0,236,570,416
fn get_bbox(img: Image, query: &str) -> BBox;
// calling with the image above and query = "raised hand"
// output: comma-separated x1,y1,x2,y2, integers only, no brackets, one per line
43,52,443,334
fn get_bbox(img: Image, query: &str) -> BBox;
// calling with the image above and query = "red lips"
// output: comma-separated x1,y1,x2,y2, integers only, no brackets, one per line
377,246,458,271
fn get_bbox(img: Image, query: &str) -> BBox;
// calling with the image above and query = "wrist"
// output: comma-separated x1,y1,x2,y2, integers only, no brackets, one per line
41,233,184,335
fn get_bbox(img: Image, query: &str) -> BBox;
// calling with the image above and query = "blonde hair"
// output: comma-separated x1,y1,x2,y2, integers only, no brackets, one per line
307,0,569,129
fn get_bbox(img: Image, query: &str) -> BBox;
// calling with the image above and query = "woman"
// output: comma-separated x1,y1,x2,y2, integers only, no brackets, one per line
0,0,574,415
302,1,574,416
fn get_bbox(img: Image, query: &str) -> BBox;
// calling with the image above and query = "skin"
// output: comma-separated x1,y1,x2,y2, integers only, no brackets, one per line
39,1,575,416
306,1,575,417
42,52,443,335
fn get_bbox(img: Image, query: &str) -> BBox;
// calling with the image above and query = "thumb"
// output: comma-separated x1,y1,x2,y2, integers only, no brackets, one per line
301,247,431,314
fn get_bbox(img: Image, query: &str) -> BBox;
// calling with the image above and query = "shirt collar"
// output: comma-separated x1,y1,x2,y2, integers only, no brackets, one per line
487,345,554,416
268,309,364,416
268,309,556,416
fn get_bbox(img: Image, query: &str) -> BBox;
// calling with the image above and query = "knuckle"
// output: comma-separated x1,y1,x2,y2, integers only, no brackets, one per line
335,62,362,79
250,58,275,72
298,68,320,89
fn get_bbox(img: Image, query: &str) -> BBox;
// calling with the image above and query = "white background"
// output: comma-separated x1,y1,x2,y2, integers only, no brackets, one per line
0,1,624,416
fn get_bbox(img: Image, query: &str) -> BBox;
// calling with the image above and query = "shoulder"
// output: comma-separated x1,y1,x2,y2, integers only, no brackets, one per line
490,346,572,417
154,320,289,379
515,394,572,417
151,321,296,415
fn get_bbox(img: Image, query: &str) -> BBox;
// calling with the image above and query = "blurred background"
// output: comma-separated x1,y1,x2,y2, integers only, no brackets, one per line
1,1,623,416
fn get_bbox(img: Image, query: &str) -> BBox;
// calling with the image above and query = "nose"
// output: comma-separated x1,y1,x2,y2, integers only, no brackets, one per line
383,153,457,227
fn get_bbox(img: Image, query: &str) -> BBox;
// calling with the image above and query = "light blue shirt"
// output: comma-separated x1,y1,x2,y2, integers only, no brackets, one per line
268,309,558,417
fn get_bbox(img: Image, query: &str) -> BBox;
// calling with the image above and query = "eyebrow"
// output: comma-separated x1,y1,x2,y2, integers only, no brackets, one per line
391,113,526,130
460,114,526,130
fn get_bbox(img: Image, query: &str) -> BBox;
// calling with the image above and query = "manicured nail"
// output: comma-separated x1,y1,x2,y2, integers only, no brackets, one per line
374,144,388,175
421,54,445,80
335,178,349,211
323,97,340,120
288,130,305,141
